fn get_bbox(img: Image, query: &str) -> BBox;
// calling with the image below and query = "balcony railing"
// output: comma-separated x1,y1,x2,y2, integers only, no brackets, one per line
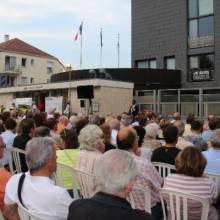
4,65,22,74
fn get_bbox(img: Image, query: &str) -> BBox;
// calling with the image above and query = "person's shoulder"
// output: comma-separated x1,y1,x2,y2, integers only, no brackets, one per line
152,146,164,153
69,198,91,210
129,209,154,220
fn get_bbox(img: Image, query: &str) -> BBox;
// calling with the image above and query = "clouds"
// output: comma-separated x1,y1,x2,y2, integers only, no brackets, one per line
0,0,131,69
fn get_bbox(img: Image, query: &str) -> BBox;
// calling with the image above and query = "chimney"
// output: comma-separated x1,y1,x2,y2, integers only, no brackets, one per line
4,35,9,42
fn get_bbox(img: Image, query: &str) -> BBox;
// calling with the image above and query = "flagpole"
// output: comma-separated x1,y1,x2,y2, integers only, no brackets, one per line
100,28,103,68
117,33,120,68
80,27,83,69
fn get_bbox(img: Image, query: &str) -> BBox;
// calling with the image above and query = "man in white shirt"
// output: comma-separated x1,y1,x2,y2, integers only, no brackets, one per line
1,118,17,165
4,137,73,220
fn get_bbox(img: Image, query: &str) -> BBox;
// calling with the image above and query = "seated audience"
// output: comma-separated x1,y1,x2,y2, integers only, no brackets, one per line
57,128,79,190
143,123,162,153
1,118,17,166
184,120,208,151
57,115,69,133
163,147,218,220
75,124,105,174
202,117,220,142
75,117,89,135
109,118,120,146
33,126,50,137
67,149,154,220
0,136,11,211
117,127,163,220
99,123,116,152
45,117,61,147
173,120,194,150
13,119,35,172
170,111,181,124
57,128,79,166
120,113,132,129
183,113,195,137
4,137,73,220
203,128,220,176
151,125,181,165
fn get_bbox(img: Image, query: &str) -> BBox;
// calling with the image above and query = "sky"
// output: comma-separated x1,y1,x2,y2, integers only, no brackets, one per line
0,0,131,70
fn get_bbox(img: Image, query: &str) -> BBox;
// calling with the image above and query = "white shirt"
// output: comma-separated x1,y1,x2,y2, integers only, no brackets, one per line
1,130,16,165
111,129,118,147
4,172,73,220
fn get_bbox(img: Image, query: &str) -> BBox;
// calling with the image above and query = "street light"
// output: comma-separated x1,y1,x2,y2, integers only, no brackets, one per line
65,64,72,115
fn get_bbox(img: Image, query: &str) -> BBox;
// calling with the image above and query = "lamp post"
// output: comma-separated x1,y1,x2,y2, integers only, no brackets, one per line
65,64,72,116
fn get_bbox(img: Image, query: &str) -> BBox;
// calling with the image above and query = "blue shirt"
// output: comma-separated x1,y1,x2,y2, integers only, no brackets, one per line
203,148,220,174
202,130,213,142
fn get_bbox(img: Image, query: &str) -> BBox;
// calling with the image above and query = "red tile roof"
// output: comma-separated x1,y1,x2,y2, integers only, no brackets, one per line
0,38,57,59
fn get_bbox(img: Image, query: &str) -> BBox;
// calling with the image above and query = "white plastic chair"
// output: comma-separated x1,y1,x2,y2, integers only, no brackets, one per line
8,147,26,174
55,163,80,199
152,162,175,178
205,172,220,187
73,168,96,198
128,186,152,213
160,188,209,220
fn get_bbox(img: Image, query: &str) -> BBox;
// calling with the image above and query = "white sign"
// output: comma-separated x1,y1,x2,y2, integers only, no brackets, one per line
192,70,211,81
15,98,32,107
45,96,63,114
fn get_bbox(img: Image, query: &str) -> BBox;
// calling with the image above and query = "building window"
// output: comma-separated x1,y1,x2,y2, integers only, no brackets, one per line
136,59,157,69
21,77,27,85
5,56,16,71
47,62,53,74
189,53,214,81
21,58,27,67
188,0,214,38
164,56,175,69
30,78,34,84
30,59,34,66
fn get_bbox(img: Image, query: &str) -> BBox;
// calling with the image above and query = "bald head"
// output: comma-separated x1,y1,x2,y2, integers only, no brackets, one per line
117,127,137,151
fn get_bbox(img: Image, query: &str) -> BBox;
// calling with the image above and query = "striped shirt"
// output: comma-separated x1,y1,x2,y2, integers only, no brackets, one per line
163,174,218,220
131,154,163,210
75,150,102,174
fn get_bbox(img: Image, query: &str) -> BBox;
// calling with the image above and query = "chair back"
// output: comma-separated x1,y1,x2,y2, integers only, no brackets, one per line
128,186,151,213
74,168,96,198
205,172,220,187
160,188,209,220
55,163,80,199
152,162,175,178
8,147,26,174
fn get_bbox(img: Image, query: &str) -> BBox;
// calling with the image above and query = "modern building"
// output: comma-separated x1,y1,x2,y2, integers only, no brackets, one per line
132,0,219,88
0,35,65,87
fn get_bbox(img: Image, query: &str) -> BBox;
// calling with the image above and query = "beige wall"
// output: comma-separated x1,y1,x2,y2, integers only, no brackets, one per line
0,93,14,106
0,52,64,85
69,86,133,117
0,79,134,116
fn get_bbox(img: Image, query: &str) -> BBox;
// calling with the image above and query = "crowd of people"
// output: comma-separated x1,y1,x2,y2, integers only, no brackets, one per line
0,105,219,220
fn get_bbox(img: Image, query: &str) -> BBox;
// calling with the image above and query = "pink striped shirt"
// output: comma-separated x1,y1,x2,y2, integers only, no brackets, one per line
163,174,218,220
131,154,163,209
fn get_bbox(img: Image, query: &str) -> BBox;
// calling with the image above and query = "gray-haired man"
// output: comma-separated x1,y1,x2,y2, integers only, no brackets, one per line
68,149,153,220
4,137,72,220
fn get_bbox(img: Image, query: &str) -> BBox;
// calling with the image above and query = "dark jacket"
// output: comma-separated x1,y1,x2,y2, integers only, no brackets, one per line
151,146,181,165
67,192,153,220
13,134,31,172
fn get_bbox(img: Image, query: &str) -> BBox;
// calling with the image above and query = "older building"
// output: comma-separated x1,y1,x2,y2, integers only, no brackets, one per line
0,35,65,87
132,0,219,88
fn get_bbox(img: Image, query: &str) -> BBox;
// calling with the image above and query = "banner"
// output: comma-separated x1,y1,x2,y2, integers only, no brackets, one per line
45,96,63,114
